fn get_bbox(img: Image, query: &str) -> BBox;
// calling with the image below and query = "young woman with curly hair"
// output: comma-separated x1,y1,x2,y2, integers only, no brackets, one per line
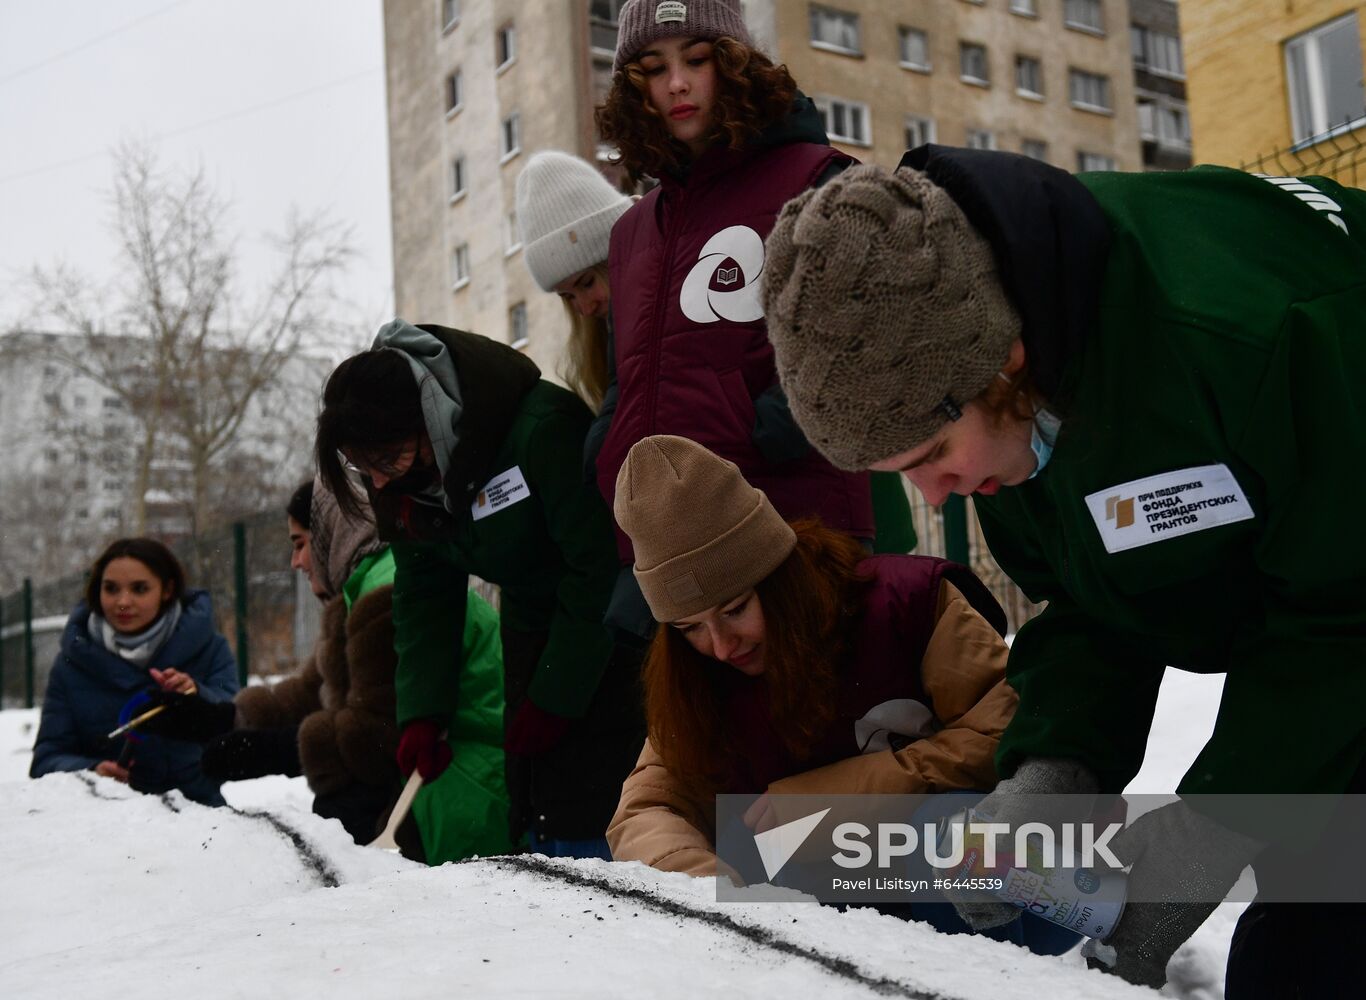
587,1,914,649
604,437,1075,955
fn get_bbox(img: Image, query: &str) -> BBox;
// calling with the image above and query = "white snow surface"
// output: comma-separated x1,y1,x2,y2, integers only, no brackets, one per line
1,667,1244,998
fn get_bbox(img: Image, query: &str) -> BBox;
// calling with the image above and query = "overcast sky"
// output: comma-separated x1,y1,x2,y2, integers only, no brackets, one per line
0,0,393,344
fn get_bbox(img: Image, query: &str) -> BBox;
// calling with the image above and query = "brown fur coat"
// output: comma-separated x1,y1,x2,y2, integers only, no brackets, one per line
235,587,399,795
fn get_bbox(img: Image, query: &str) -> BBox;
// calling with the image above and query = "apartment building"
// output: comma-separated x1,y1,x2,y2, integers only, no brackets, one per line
383,0,1143,372
1130,0,1191,170
1182,0,1366,169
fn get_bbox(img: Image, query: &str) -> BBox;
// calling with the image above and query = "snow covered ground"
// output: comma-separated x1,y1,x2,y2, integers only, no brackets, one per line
1,667,1244,999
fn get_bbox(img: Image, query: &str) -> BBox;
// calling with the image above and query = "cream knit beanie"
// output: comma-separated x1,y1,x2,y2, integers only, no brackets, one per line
762,163,1022,471
614,435,796,622
516,151,632,291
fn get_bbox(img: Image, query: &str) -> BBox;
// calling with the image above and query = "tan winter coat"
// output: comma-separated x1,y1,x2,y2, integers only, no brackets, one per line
234,587,398,795
607,579,1016,877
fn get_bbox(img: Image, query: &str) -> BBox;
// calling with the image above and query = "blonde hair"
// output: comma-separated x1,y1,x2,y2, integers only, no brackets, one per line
558,263,613,412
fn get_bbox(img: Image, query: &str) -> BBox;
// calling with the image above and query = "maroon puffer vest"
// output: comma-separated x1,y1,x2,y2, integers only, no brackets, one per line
600,140,874,562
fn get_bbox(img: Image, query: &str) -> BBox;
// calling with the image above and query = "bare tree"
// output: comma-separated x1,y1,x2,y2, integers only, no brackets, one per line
24,142,353,541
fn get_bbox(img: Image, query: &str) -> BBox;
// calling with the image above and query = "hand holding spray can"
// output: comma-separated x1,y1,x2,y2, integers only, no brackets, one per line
935,807,1127,939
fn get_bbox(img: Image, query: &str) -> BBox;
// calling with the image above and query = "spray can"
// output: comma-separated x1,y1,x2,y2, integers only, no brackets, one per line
935,808,1127,939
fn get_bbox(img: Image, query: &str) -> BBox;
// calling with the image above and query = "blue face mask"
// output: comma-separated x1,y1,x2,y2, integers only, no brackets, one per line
1027,408,1062,480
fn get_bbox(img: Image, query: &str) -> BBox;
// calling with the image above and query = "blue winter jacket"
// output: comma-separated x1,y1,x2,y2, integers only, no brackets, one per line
30,590,240,806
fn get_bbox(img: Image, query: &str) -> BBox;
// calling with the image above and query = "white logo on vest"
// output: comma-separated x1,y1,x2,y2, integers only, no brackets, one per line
679,225,766,324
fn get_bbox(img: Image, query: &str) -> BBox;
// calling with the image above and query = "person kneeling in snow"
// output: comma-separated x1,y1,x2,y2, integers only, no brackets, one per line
607,436,1072,954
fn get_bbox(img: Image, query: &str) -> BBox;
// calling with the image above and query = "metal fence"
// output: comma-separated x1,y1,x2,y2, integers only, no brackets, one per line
1239,121,1366,188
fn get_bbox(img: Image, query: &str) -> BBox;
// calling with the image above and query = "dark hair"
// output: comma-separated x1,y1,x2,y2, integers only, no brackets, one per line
595,36,799,182
84,537,188,614
641,519,873,799
315,350,425,518
285,480,314,529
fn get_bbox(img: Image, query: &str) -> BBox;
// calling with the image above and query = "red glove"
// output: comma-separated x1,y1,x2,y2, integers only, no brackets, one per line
396,719,451,780
505,699,573,756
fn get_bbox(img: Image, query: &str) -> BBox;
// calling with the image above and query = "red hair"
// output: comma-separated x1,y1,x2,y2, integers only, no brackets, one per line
641,520,872,799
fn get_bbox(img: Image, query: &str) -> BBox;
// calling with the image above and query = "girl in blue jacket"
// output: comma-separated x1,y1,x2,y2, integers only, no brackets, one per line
30,537,239,806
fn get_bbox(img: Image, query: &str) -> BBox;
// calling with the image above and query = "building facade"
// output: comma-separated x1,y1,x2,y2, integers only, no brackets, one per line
1182,0,1366,172
1130,0,1191,170
383,0,1144,373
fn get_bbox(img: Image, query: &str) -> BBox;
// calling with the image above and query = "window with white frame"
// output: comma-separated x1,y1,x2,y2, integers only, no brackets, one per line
965,128,996,150
505,209,522,255
905,114,936,149
814,95,871,145
445,69,463,115
508,302,529,349
1022,138,1049,161
1010,0,1038,16
960,42,989,85
899,27,930,71
1069,69,1112,112
1132,26,1184,78
809,5,861,55
441,0,460,32
500,112,521,162
450,155,466,201
1138,98,1191,148
496,23,516,71
1064,0,1104,35
1016,55,1043,97
1285,13,1366,144
451,243,470,290
1077,150,1116,171
589,0,626,54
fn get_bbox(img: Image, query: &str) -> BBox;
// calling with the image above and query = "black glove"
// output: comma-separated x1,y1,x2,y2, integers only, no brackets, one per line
138,692,236,742
201,727,302,782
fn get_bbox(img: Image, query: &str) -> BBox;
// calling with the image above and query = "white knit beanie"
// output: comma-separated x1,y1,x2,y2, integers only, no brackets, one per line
516,151,632,292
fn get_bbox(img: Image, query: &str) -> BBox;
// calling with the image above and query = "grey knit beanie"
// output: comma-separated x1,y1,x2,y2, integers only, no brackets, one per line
516,151,632,291
762,163,1022,471
613,0,752,72
614,435,796,622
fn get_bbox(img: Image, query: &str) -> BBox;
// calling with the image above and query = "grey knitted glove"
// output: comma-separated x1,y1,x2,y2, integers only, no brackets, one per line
950,757,1100,931
1082,800,1264,989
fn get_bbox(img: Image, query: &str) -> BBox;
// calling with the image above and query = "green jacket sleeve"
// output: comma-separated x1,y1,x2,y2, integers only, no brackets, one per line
523,407,618,718
390,539,470,726
1187,286,1366,799
978,503,1166,793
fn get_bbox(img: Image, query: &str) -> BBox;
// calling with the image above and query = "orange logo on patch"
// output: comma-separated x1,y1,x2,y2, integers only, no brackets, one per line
1105,495,1135,528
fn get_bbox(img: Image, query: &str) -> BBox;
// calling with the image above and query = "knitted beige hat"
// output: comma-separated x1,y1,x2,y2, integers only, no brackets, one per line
614,435,796,622
613,0,752,72
516,151,632,291
762,163,1022,471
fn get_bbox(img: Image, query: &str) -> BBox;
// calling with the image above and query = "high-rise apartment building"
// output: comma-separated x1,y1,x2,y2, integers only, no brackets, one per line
384,0,1143,371
1130,0,1191,170
1182,0,1366,173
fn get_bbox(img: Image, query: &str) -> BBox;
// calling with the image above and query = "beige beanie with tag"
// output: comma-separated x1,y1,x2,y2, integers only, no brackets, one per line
614,435,796,622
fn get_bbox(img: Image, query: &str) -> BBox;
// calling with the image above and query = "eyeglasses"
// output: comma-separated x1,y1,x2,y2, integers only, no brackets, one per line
338,441,420,480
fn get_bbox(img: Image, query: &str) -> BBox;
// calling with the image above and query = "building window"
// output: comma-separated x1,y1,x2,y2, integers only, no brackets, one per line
898,27,930,72
445,69,463,115
814,95,871,145
1010,0,1038,16
1132,26,1184,79
589,0,626,55
451,243,471,290
508,302,529,350
1138,98,1192,149
1015,55,1043,98
496,23,516,72
1077,151,1117,172
960,42,989,86
905,115,936,149
500,112,521,163
102,396,122,410
1022,138,1049,161
1064,0,1104,35
809,5,861,56
965,128,996,150
450,155,466,202
1285,13,1366,145
73,394,87,410
505,209,522,255
1069,69,1112,112
441,0,460,33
